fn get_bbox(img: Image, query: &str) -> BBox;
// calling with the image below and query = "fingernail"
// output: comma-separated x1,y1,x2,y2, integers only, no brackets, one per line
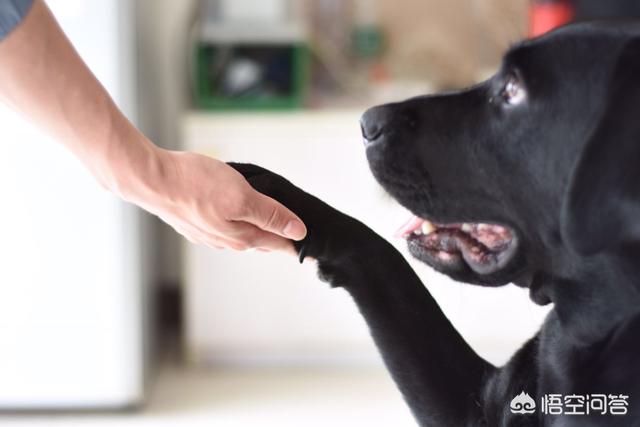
283,220,306,240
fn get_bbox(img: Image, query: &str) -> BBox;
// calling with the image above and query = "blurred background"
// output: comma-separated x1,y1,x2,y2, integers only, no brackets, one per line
0,0,638,426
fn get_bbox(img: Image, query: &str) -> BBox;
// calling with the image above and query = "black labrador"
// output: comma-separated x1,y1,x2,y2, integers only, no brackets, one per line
229,21,640,426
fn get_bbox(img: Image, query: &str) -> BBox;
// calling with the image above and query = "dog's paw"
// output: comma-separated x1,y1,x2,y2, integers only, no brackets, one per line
228,162,373,263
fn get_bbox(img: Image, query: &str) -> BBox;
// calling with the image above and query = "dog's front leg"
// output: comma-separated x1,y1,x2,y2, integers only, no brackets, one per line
315,241,494,427
228,163,494,426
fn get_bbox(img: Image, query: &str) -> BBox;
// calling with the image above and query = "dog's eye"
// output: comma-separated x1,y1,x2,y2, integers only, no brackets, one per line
502,74,526,106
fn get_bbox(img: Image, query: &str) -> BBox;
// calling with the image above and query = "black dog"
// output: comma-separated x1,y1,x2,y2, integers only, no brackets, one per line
230,21,640,427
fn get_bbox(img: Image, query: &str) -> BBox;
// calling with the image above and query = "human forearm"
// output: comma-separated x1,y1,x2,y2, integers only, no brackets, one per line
0,0,306,251
0,0,155,195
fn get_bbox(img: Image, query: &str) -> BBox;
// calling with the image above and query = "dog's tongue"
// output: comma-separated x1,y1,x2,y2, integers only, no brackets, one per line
395,216,425,238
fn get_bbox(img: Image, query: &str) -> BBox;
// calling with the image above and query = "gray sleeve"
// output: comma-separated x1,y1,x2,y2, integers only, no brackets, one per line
0,0,34,40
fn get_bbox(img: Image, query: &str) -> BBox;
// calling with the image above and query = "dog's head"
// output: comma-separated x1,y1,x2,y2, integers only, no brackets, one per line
362,22,640,302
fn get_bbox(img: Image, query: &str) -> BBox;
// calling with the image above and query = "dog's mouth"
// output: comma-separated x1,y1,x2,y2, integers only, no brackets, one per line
396,216,519,276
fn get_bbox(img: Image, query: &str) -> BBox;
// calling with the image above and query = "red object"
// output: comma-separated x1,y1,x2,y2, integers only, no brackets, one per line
529,0,575,38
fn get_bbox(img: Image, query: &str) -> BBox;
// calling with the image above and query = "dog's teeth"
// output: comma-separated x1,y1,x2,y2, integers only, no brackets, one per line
414,229,423,236
421,221,436,235
461,223,473,232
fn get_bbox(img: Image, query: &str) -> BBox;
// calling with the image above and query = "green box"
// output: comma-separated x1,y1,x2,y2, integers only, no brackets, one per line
194,43,309,111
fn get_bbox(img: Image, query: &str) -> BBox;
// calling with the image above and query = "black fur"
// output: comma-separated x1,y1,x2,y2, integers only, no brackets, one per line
229,21,640,427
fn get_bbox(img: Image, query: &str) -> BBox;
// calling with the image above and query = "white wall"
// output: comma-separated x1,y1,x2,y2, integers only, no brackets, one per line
135,0,198,285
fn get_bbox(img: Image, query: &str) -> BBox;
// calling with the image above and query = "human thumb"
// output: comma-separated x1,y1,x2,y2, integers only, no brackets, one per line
240,191,307,240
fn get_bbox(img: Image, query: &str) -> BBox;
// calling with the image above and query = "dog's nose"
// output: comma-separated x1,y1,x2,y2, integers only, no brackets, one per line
360,105,390,146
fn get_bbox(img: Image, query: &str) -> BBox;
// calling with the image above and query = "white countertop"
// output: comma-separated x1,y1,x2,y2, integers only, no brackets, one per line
1,360,415,427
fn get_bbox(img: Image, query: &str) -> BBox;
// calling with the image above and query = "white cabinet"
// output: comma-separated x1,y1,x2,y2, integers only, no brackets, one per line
182,110,550,368
0,0,146,409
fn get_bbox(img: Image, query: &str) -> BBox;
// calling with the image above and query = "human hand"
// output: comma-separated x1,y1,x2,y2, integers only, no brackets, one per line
121,147,306,252
229,162,381,262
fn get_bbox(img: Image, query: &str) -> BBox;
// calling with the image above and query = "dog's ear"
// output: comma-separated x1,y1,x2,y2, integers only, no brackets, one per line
561,38,640,255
